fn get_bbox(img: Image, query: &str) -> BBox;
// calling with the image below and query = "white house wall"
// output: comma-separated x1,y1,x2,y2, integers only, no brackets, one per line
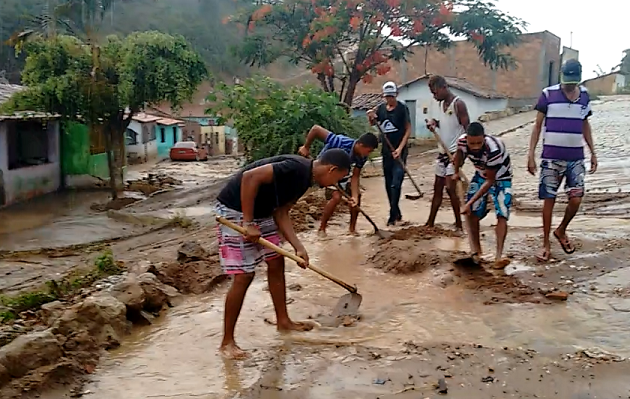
127,120,157,163
397,83,507,139
0,120,61,207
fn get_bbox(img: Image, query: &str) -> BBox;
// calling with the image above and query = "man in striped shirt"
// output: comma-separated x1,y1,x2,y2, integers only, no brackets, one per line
453,122,513,267
527,59,598,262
299,125,379,234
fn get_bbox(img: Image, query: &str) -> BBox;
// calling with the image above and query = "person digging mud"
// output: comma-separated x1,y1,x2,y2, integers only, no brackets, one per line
527,59,598,262
367,81,412,226
298,125,379,235
425,75,470,230
453,122,513,269
215,149,351,359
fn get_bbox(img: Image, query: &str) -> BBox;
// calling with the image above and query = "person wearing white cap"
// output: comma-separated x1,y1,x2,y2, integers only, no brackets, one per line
367,81,412,226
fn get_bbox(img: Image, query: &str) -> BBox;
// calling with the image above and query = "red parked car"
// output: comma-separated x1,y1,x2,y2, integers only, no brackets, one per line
169,142,208,162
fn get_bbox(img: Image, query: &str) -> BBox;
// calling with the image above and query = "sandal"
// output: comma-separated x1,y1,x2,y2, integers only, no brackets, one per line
553,231,576,254
536,249,551,262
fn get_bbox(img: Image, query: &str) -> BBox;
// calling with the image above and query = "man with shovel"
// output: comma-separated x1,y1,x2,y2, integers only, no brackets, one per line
298,125,379,235
453,122,513,268
215,149,351,359
425,75,470,230
367,81,412,226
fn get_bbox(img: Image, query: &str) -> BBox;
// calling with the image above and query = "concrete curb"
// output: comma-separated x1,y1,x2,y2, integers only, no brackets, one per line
496,120,535,137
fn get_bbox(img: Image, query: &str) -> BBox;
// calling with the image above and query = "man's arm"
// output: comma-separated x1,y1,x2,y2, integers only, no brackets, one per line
528,112,545,158
454,99,470,130
273,203,308,266
583,119,597,173
452,148,464,177
303,125,329,149
240,164,274,223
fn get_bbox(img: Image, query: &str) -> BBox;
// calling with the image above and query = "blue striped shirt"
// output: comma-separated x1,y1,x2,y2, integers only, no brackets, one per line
319,132,367,169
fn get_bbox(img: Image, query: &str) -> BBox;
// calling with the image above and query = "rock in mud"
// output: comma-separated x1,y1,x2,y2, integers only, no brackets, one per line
155,259,226,295
0,325,27,347
110,275,146,312
53,295,130,348
40,301,65,325
0,363,9,388
437,377,448,394
137,272,180,311
545,291,569,301
177,242,209,262
0,330,62,378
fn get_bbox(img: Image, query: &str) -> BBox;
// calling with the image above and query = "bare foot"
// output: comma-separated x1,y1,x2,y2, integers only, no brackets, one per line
493,258,511,270
317,229,327,238
277,320,315,333
348,229,359,236
220,342,250,360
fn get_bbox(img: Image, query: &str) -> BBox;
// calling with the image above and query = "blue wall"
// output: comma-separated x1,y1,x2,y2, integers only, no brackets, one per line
156,125,181,159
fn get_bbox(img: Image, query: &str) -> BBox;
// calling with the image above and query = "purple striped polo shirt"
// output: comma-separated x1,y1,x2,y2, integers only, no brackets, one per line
535,84,592,161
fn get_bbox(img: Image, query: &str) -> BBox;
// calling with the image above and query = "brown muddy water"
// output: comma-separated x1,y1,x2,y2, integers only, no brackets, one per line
81,190,630,398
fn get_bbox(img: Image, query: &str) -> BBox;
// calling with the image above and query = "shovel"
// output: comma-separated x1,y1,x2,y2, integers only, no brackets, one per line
373,121,424,200
333,184,393,239
215,216,363,316
426,122,479,266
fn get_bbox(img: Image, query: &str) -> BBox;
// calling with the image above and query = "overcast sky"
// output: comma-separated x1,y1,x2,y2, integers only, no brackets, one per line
496,0,625,79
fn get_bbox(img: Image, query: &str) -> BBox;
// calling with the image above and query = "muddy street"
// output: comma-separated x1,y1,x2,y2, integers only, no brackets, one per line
3,98,630,398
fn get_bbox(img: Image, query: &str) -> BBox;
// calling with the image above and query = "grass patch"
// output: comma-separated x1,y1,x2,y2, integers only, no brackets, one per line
0,249,124,324
170,212,193,228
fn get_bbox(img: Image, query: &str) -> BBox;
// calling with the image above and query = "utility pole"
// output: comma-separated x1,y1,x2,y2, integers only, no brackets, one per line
570,31,573,48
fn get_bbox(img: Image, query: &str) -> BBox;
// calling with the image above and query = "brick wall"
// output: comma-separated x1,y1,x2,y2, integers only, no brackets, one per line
357,31,561,102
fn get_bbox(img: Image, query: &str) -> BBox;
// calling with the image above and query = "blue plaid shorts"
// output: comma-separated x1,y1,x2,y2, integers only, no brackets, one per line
466,173,513,220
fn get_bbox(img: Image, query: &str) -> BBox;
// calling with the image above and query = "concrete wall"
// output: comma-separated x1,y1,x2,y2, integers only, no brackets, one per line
583,74,627,95
126,120,158,164
348,31,561,102
156,125,181,159
397,83,507,139
0,120,61,207
201,125,226,155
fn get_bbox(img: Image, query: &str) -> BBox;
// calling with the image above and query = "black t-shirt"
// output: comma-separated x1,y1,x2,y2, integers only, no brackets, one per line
376,101,411,157
217,155,313,219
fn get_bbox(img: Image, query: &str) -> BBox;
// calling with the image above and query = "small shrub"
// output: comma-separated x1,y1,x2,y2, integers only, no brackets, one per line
95,249,120,275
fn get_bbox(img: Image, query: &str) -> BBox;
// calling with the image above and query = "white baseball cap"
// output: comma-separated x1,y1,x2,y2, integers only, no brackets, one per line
382,81,397,96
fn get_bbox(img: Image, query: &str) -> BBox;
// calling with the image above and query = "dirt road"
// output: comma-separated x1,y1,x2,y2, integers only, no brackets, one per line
4,98,630,398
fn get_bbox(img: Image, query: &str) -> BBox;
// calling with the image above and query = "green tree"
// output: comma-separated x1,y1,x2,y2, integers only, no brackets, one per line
208,76,367,162
617,49,630,75
2,32,207,196
230,0,525,105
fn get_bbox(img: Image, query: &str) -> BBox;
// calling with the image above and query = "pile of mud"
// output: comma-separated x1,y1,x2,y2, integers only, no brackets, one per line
368,225,460,274
154,242,227,294
90,197,140,212
127,173,182,196
384,225,460,242
450,259,548,305
290,190,347,233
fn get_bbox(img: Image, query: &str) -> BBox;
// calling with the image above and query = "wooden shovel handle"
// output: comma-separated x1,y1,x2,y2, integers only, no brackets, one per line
333,184,380,232
215,216,357,293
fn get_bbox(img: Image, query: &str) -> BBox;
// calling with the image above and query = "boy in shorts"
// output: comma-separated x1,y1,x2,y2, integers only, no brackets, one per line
298,125,379,234
453,122,513,268
215,150,351,359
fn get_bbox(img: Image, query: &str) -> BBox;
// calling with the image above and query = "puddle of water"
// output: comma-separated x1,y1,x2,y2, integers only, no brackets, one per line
504,261,534,275
83,221,630,398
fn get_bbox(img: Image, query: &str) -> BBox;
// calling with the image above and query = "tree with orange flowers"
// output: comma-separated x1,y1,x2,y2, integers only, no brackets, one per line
229,0,525,106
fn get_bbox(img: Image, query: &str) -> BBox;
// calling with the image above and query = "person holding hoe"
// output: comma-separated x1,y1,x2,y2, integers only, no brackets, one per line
215,149,351,359
367,81,412,226
453,121,513,268
298,125,379,235
425,75,470,230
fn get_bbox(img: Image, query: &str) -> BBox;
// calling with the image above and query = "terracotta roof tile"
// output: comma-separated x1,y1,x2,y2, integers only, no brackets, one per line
400,75,505,99
351,93,383,110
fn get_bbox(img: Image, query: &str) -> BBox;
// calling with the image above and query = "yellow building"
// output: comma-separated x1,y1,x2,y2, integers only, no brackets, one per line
200,125,226,155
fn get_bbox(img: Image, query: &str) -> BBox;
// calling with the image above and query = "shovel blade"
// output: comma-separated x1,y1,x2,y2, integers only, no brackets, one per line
405,194,423,200
375,229,394,239
331,293,362,318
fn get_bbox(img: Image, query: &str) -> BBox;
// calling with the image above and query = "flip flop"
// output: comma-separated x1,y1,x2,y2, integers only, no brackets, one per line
553,231,576,254
536,249,551,262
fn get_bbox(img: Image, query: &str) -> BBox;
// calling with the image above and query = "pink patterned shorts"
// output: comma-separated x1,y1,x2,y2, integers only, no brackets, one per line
215,202,282,274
